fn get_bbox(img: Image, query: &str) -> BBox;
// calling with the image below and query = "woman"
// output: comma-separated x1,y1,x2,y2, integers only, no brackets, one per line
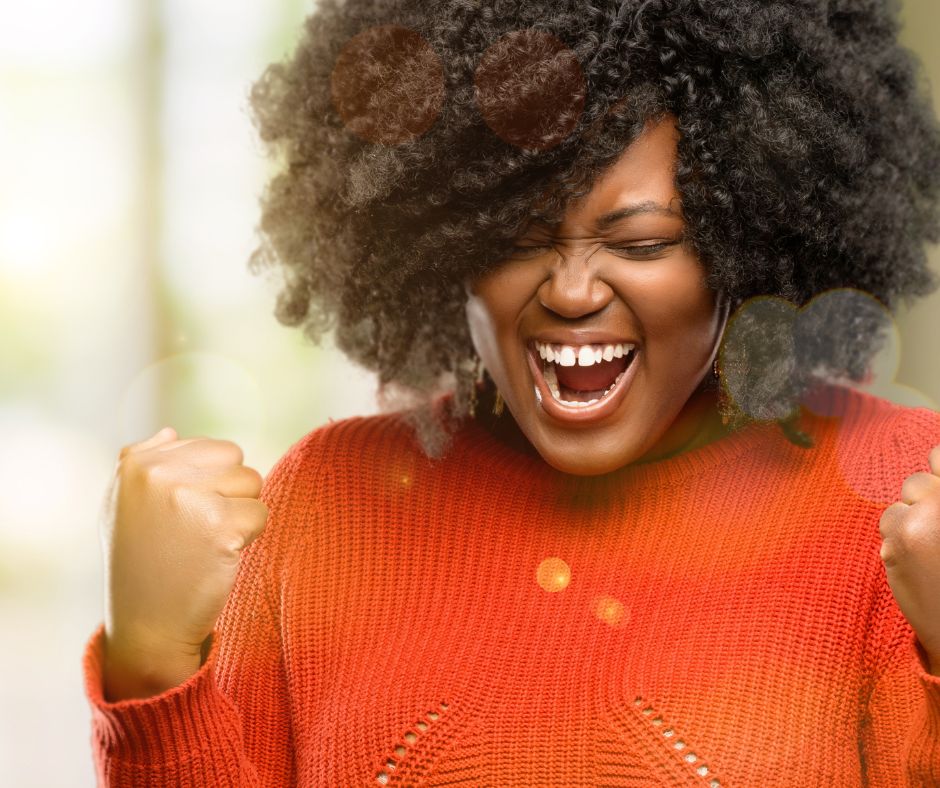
83,0,940,785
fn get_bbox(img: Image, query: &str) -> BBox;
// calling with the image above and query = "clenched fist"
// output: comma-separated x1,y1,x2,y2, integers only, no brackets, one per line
99,426,269,700
879,443,940,676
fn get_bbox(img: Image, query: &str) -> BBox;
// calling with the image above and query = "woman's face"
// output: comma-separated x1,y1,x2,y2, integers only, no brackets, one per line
464,115,729,476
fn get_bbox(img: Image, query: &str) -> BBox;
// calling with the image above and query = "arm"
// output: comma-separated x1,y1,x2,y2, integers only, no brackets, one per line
859,575,940,786
82,446,301,786
859,404,940,785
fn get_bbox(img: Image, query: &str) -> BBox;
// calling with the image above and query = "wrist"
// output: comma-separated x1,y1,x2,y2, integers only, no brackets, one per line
103,634,203,702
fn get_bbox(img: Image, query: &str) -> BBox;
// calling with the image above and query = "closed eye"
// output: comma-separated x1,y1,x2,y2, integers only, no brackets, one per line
606,242,675,257
509,240,678,260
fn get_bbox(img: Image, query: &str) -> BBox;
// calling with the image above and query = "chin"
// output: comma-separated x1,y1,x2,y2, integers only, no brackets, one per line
518,418,649,477
543,453,631,476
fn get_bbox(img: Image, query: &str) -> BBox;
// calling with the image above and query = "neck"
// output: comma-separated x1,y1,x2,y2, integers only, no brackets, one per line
633,384,729,465
475,376,732,466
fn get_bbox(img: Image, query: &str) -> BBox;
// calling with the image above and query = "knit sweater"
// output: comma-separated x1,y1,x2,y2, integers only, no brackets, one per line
83,383,940,786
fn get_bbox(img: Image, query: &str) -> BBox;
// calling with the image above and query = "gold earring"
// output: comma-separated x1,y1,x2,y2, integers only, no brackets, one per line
467,355,483,419
492,389,505,417
713,355,731,426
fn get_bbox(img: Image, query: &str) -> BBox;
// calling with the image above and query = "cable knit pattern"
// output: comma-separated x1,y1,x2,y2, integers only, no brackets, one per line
83,383,940,786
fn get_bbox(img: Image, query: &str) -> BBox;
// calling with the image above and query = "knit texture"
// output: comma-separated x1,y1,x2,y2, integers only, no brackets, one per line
83,383,940,786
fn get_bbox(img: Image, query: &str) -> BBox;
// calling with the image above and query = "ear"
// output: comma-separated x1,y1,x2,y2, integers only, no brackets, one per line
717,288,735,317
715,288,733,337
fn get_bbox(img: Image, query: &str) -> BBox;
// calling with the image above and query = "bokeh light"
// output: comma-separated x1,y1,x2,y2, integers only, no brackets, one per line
718,288,933,422
117,351,267,452
591,594,629,627
536,556,571,592
474,29,586,152
331,25,445,146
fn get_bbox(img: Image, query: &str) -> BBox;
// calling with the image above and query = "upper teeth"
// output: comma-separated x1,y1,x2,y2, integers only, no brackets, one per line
535,341,635,367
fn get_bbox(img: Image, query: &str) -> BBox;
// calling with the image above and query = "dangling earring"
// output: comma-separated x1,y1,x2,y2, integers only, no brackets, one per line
492,388,505,417
713,354,730,426
467,354,483,419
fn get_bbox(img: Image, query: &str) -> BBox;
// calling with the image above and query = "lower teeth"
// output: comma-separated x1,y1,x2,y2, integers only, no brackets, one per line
542,357,630,408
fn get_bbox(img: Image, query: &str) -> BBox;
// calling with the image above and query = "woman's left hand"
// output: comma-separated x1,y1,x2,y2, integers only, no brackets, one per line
879,444,940,676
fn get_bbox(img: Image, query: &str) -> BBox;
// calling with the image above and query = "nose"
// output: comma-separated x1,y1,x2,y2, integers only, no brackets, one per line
537,248,614,319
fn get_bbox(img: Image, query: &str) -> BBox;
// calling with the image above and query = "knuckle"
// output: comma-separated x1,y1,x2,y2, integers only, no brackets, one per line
878,516,890,540
168,482,195,510
202,505,226,531
222,532,247,554
904,509,940,543
139,458,170,486
244,467,265,495
119,437,150,461
929,443,940,469
900,478,913,502
246,502,270,537
879,502,904,538
884,507,937,552
879,540,895,566
242,530,263,549
900,471,940,504
214,439,244,465
900,473,924,500
242,497,268,524
248,519,268,541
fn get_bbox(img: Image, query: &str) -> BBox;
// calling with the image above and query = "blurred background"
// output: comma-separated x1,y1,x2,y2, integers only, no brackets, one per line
0,0,938,784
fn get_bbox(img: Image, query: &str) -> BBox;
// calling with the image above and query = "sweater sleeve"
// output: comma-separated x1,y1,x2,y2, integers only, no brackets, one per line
81,440,305,786
860,578,940,785
858,403,940,786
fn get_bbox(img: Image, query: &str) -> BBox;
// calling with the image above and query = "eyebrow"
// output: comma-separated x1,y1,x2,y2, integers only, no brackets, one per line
594,201,682,230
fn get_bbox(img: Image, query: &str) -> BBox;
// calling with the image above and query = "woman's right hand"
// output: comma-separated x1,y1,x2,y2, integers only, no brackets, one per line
99,427,269,700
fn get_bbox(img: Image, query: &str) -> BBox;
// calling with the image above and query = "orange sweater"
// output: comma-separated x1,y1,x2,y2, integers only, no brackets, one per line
83,383,940,786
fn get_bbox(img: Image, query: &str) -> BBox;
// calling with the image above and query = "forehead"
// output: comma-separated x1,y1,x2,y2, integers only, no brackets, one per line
548,116,684,235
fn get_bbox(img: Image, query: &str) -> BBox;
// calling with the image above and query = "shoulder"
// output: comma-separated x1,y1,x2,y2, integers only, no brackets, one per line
252,411,429,560
801,382,940,504
802,381,939,439
269,410,426,493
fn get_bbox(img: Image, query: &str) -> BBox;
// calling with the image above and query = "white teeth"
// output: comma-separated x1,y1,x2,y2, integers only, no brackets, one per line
534,340,636,366
543,359,561,399
532,339,639,408
537,352,633,409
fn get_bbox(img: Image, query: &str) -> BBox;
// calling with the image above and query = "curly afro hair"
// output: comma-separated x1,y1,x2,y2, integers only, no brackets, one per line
247,0,940,458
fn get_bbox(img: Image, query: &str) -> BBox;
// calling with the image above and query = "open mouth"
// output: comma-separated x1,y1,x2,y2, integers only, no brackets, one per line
526,339,640,423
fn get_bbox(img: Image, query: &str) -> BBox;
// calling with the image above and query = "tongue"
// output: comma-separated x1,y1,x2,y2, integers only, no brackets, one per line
554,357,626,393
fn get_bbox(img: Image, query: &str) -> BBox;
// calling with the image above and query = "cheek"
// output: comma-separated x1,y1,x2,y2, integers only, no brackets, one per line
627,271,717,355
